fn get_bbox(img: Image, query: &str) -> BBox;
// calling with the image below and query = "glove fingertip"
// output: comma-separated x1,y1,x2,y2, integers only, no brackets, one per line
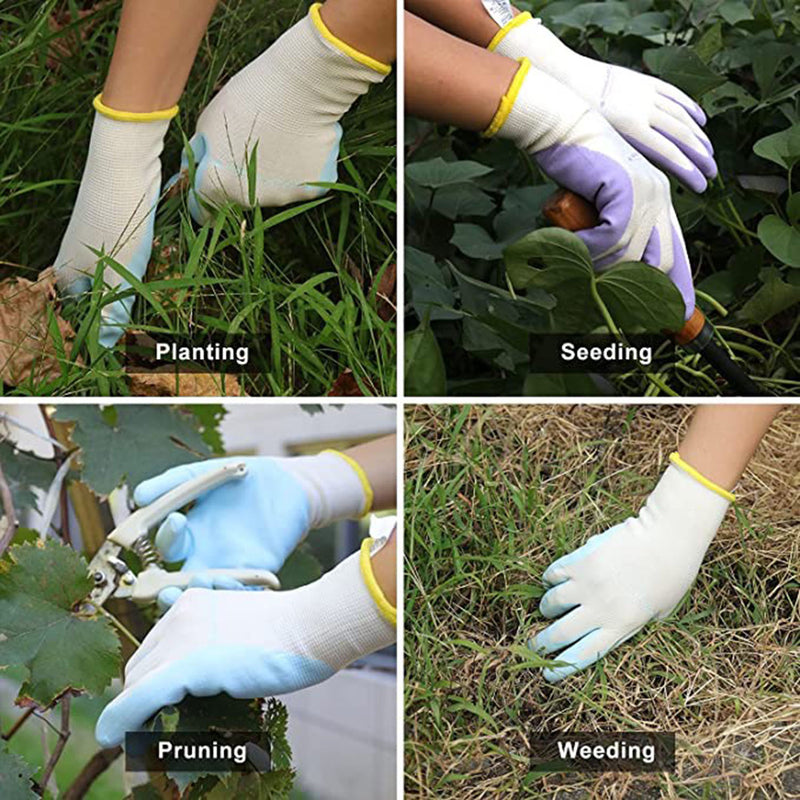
157,586,183,611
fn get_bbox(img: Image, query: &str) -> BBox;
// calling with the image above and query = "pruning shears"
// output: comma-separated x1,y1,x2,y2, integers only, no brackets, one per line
85,461,280,610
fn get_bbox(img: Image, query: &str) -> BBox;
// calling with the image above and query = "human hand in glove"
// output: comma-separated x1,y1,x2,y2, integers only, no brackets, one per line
135,451,372,608
53,97,177,348
489,59,696,316
530,454,733,682
95,534,396,747
181,3,391,222
489,13,716,193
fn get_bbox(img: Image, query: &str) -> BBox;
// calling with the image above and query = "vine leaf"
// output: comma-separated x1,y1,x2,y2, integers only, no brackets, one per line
0,441,58,515
52,406,212,495
0,540,120,707
0,741,37,800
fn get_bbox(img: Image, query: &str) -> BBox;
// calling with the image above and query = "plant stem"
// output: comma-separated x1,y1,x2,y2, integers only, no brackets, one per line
62,746,123,800
694,289,728,317
2,707,35,741
101,606,142,649
37,696,70,795
0,458,18,556
39,405,71,546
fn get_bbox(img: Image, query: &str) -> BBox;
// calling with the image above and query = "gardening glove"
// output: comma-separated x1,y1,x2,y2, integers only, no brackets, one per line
133,451,372,608
531,453,733,683
489,12,716,193
180,3,390,223
489,59,695,316
53,96,177,347
95,534,397,747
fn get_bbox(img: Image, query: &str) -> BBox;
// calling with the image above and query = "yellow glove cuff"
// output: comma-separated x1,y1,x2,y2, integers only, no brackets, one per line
93,94,179,123
670,452,736,503
322,449,374,516
487,11,533,52
483,57,531,138
359,537,396,626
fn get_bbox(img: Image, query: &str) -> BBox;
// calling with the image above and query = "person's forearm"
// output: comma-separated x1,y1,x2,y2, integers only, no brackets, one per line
345,434,397,511
405,12,517,130
370,528,396,606
321,0,397,64
678,405,784,491
406,0,519,48
102,0,220,112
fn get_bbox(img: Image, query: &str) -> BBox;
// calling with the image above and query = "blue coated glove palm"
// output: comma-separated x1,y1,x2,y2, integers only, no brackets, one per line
135,452,370,607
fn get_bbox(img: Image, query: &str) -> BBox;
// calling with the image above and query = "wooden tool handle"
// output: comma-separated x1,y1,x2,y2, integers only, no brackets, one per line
544,189,705,343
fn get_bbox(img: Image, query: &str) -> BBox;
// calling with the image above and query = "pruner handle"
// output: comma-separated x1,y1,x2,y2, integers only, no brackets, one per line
109,462,248,548
543,188,705,345
125,567,281,603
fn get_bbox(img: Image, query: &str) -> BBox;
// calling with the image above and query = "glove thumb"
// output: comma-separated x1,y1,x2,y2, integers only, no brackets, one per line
154,512,192,563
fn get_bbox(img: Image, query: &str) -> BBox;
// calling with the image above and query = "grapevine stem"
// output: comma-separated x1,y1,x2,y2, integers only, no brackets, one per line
2,707,34,741
62,746,123,800
37,696,70,795
101,606,142,649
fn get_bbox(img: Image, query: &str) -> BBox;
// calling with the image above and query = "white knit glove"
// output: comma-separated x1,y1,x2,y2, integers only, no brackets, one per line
182,3,390,222
532,454,733,682
490,13,717,192
95,532,397,747
490,60,695,312
54,97,176,347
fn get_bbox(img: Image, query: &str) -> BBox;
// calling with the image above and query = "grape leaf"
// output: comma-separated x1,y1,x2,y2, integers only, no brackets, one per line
0,441,57,514
53,405,212,495
0,741,37,800
0,540,120,706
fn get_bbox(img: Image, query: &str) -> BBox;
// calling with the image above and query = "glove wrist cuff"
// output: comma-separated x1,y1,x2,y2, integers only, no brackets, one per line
359,537,396,625
483,57,531,138
487,11,534,52
93,94,179,123
669,452,736,503
309,3,391,75
281,451,372,529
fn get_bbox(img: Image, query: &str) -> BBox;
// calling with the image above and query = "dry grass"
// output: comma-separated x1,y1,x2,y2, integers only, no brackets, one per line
404,404,799,799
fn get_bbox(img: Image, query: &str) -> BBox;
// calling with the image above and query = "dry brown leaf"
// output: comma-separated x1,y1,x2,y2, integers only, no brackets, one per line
328,368,377,397
129,371,244,397
46,2,111,72
374,261,396,322
0,269,77,387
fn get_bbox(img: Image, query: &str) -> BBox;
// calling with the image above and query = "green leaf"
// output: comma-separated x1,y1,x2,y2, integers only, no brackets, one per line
450,224,505,260
0,441,57,514
643,46,726,97
405,323,446,396
406,247,459,322
186,405,227,454
277,544,323,590
597,262,686,331
53,406,212,495
0,541,120,706
718,0,754,25
738,268,800,323
405,157,493,189
523,373,606,397
757,215,800,267
432,184,496,219
0,742,37,800
753,124,800,170
504,228,594,285
553,3,631,35
702,81,756,117
787,194,800,226
695,22,723,64
461,317,529,371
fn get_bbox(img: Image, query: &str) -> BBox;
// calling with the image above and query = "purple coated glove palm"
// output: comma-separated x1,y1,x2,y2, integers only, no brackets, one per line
493,61,694,318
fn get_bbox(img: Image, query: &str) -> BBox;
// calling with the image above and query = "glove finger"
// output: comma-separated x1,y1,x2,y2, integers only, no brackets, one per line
642,227,662,268
541,549,585,587
539,580,581,619
542,627,619,683
96,661,191,747
157,586,183,612
531,606,597,655
656,97,714,156
185,133,214,225
622,130,707,194
656,81,707,127
98,297,134,349
134,459,232,506
652,110,717,180
154,512,192,563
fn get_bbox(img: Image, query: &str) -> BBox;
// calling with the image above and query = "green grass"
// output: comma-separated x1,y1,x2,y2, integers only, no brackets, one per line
0,0,396,396
404,405,799,798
